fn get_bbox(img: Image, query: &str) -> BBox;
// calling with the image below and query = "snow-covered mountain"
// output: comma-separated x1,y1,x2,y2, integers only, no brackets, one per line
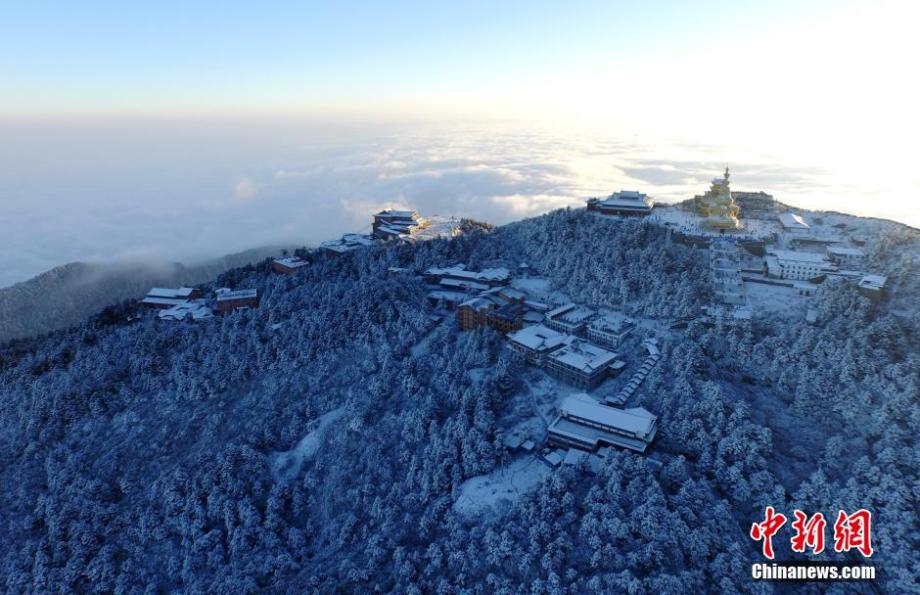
0,246,293,343
0,209,915,592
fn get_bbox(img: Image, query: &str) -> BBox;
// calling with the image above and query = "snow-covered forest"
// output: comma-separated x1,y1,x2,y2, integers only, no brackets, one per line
0,208,916,593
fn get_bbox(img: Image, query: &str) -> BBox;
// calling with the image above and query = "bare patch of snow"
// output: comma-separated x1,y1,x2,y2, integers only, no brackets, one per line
453,456,551,515
271,407,346,481
744,281,809,317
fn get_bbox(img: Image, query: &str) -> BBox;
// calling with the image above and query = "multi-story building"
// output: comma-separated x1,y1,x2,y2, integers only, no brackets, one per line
764,250,833,281
372,210,421,240
215,288,260,313
544,339,618,389
457,298,495,330
547,393,658,453
544,303,595,334
826,245,865,269
506,324,572,364
486,302,524,333
587,190,654,216
586,315,633,348
272,256,309,274
857,274,887,301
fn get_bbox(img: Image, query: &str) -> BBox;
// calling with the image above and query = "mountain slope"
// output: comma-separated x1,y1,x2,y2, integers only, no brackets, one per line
0,209,916,592
0,246,292,343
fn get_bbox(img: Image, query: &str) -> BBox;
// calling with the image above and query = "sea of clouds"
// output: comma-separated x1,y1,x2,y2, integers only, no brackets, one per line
0,116,910,288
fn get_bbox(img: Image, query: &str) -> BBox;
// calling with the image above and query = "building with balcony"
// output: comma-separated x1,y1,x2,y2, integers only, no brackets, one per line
544,339,618,389
585,315,633,348
506,324,572,364
544,303,595,334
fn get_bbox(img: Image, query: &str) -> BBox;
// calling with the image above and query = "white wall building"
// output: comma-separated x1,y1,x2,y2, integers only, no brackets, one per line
765,250,832,281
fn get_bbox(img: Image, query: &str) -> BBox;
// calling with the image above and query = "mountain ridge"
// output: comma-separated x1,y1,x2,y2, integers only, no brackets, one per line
0,245,294,343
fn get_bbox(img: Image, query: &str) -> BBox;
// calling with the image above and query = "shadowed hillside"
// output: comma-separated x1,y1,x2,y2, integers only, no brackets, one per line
0,246,293,342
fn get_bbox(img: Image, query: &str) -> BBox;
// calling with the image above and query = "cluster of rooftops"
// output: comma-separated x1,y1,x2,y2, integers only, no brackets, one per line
140,286,260,321
316,209,461,255
424,262,658,454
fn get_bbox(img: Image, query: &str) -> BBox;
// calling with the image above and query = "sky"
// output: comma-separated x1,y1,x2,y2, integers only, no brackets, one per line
1,1,918,286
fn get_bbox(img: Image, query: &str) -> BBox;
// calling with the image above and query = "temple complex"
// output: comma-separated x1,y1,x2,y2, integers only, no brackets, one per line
694,167,740,229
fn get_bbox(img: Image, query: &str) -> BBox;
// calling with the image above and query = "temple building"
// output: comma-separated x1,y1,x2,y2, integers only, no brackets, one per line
587,190,654,216
694,168,740,229
372,210,422,240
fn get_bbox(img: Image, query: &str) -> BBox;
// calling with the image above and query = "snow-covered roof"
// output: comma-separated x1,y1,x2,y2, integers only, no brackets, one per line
427,290,468,303
778,212,810,230
549,415,656,453
425,264,510,283
546,303,573,318
547,340,617,372
459,297,494,311
826,246,864,257
376,209,417,220
439,277,490,291
499,288,527,301
342,233,376,246
158,300,213,321
563,449,590,466
377,224,412,237
523,300,551,312
594,190,654,210
140,296,189,307
216,288,258,301
560,394,656,438
321,233,376,252
546,303,594,325
507,324,571,352
522,311,544,323
858,274,887,290
274,257,308,269
588,315,633,334
770,249,828,264
147,287,196,299
543,450,564,466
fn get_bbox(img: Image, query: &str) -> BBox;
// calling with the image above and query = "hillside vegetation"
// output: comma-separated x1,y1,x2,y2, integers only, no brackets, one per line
0,209,916,593
0,246,291,342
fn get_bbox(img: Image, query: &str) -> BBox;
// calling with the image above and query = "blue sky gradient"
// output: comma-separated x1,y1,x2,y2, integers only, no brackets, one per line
2,0,867,115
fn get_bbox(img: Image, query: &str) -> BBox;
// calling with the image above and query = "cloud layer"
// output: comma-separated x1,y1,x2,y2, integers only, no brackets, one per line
0,117,913,288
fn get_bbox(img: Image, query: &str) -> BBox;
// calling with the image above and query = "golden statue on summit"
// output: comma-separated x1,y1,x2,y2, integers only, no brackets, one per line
694,167,740,229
